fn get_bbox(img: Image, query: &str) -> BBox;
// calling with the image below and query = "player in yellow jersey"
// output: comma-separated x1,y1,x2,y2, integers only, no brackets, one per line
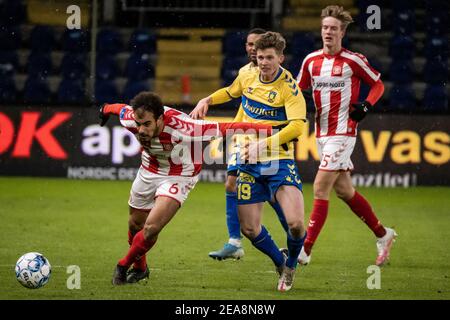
191,32,307,292
208,28,290,261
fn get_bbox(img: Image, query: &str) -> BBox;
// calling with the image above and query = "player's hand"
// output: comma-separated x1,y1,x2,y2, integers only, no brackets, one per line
189,97,211,119
241,139,267,164
99,104,110,127
350,101,372,122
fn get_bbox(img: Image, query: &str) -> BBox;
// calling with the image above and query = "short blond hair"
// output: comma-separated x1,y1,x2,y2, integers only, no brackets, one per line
321,5,354,31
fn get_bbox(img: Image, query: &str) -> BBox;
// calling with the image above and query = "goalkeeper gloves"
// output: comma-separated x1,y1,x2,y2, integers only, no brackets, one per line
99,104,110,127
350,101,372,122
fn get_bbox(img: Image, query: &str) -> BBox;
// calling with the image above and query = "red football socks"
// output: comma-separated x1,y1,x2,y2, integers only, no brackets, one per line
304,199,329,255
128,230,147,271
345,191,386,238
119,230,156,268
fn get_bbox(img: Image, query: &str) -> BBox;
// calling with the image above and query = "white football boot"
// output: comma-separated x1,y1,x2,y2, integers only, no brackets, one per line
375,227,398,266
297,247,311,266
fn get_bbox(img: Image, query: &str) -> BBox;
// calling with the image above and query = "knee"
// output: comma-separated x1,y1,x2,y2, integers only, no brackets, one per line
128,217,144,234
142,223,161,241
313,180,330,199
335,185,354,201
225,178,237,193
288,220,305,238
240,225,259,240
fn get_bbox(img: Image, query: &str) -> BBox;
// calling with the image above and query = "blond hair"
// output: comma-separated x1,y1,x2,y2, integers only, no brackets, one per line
254,31,286,55
321,5,354,31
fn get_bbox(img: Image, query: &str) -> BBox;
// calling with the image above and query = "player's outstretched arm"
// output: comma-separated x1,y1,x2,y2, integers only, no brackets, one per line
99,103,127,126
190,96,211,119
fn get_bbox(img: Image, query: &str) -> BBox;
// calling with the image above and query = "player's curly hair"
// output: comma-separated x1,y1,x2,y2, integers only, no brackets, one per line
130,91,164,119
254,31,286,55
321,5,354,31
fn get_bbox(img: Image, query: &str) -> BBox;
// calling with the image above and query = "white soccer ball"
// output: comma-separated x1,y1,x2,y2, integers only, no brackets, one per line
15,252,51,289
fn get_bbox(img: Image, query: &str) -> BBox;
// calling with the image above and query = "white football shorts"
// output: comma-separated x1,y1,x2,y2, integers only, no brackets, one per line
128,167,199,210
316,136,356,171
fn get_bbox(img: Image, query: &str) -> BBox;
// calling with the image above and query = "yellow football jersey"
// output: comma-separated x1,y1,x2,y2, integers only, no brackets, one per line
226,67,306,161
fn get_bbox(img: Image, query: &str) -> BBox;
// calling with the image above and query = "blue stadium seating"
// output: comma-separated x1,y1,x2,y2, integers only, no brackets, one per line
95,80,118,104
30,25,55,52
0,0,25,26
393,10,415,35
289,32,316,57
0,26,22,50
424,59,448,85
129,29,156,54
96,55,118,80
424,36,448,59
60,53,86,80
57,78,85,104
0,75,17,103
223,31,247,57
389,84,416,112
392,0,413,12
23,77,52,104
125,53,154,80
389,59,413,84
221,55,248,81
0,50,19,76
426,12,449,35
389,35,415,59
424,0,449,13
62,29,89,52
97,28,123,55
27,52,52,77
122,80,149,103
222,69,240,86
423,84,449,113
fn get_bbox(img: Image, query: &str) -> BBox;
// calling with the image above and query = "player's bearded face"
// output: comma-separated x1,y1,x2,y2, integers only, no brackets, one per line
257,48,284,81
321,17,344,48
134,110,163,146
246,33,262,65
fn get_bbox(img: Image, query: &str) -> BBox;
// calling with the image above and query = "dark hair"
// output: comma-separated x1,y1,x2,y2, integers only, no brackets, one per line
254,31,286,55
130,91,164,119
248,28,266,36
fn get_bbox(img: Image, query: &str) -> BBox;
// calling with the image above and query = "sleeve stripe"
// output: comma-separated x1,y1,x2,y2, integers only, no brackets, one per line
341,51,380,81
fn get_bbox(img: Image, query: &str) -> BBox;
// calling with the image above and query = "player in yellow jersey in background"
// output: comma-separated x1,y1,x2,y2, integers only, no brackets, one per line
208,28,290,261
191,32,307,292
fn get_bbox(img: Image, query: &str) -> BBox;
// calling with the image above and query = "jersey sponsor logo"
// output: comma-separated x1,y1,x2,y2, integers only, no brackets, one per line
313,81,345,89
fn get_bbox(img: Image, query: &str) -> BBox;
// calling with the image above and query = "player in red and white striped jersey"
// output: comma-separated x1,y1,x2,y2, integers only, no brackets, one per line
100,92,272,285
296,6,397,267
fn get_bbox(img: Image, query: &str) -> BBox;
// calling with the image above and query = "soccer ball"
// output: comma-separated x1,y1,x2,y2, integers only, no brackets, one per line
15,252,51,289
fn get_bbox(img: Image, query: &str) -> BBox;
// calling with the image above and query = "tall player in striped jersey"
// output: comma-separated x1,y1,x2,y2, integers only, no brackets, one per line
208,28,289,261
191,32,307,292
100,92,273,285
296,6,397,266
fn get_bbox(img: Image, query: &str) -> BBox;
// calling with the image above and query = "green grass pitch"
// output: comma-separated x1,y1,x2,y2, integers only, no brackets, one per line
0,177,449,300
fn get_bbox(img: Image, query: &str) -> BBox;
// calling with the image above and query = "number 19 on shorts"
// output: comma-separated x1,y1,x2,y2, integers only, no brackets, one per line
238,183,251,200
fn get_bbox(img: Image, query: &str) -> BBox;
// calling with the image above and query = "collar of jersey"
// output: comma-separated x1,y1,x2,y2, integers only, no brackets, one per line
259,67,283,84
322,48,344,59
